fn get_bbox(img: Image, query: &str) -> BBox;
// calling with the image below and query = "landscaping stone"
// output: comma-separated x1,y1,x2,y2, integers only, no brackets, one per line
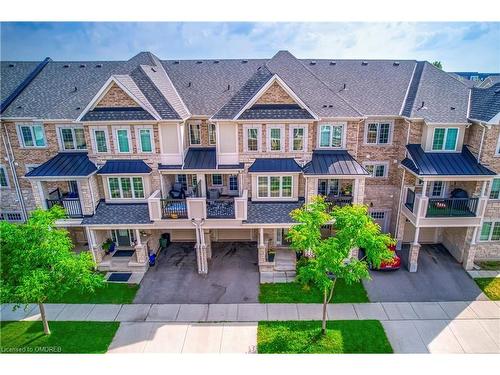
381,302,418,320
410,302,448,319
146,304,180,322
353,303,388,320
267,303,299,320
438,301,478,320
237,303,267,321
86,304,122,322
115,304,151,322
55,304,95,321
206,304,238,321
176,304,208,322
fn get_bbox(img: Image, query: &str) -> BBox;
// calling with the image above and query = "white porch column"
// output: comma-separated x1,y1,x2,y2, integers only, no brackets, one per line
238,173,243,196
34,180,48,209
133,229,148,264
196,174,206,197
421,180,428,197
408,226,421,272
135,229,141,245
193,220,208,274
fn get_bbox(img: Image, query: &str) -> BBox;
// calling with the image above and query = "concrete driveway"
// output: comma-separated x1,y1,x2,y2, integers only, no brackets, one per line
133,242,259,304
363,244,489,302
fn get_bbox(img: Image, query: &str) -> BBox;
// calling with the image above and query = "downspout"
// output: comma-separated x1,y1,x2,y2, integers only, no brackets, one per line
2,124,28,221
477,122,487,162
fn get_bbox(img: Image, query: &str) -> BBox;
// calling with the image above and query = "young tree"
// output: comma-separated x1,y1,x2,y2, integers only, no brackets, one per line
432,61,443,70
288,197,394,335
0,206,104,334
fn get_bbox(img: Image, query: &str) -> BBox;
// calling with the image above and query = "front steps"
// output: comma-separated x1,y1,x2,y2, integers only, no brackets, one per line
98,256,148,273
260,249,296,283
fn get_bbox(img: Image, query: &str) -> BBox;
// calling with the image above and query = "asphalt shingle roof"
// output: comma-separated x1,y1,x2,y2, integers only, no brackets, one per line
82,201,151,225
245,200,304,224
469,83,500,123
97,159,152,174
403,144,496,176
248,158,302,173
25,152,97,177
1,61,40,103
81,107,155,121
303,150,368,175
239,104,314,120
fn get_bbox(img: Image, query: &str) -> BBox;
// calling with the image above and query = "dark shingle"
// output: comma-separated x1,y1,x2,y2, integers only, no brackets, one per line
239,104,314,119
248,158,302,173
303,150,368,175
245,200,304,224
82,202,151,225
97,160,152,174
469,83,500,122
25,152,97,177
403,144,496,176
81,107,155,121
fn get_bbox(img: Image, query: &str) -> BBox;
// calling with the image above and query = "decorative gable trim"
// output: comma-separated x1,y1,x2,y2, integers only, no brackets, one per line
233,75,318,121
76,76,161,122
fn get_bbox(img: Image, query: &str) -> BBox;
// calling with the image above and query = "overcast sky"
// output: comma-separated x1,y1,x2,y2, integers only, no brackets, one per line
1,22,499,72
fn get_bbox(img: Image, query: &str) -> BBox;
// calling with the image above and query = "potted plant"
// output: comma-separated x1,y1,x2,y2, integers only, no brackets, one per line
267,249,275,262
102,238,114,254
342,183,352,196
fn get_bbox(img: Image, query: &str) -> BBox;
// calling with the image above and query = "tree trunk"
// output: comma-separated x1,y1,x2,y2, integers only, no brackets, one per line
321,288,327,335
38,303,51,335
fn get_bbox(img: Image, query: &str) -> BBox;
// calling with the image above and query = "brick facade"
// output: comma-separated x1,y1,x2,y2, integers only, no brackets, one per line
96,83,138,108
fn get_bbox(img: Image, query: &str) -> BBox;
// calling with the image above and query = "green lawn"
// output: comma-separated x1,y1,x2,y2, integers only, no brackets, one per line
1,283,139,304
258,320,392,354
476,261,500,271
474,278,500,301
0,321,119,354
259,280,369,303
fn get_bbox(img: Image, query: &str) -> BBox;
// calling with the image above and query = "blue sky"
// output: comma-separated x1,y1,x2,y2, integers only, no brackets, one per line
1,22,499,71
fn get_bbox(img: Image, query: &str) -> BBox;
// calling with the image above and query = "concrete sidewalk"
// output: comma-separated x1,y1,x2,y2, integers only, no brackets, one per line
2,301,499,322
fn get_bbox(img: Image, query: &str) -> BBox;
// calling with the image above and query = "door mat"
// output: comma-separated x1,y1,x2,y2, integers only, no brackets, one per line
112,250,135,257
108,272,132,282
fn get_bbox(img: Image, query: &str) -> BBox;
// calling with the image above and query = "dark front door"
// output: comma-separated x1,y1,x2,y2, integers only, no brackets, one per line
115,229,131,247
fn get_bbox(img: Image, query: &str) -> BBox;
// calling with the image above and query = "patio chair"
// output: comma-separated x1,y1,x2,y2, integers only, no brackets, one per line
169,183,185,199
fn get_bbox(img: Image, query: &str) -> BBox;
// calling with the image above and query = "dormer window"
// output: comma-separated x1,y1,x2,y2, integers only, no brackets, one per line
432,127,458,151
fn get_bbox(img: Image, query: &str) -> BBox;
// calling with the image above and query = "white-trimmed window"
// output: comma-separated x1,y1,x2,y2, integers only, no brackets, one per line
257,176,292,198
364,162,388,178
490,178,500,200
136,126,154,153
432,127,459,151
189,123,201,145
57,126,86,151
91,127,110,153
244,125,261,152
108,177,144,199
495,133,500,156
211,174,223,186
0,165,9,188
268,125,284,152
114,127,131,153
229,175,238,191
319,123,344,148
17,123,46,148
289,125,307,152
365,122,392,145
430,181,445,197
208,123,217,145
479,220,500,242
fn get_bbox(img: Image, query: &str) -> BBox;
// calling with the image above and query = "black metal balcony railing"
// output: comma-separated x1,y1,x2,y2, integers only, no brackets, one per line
161,198,188,219
324,195,353,212
207,198,235,219
46,198,83,218
405,189,416,212
426,197,479,217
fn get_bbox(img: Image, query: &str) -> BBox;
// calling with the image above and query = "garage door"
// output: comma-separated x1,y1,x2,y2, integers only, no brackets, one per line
370,211,390,232
214,229,254,241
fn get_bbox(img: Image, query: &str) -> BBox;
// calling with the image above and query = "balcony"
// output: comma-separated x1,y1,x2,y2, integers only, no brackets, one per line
325,195,353,210
206,198,235,219
46,197,83,218
402,187,487,227
161,198,188,219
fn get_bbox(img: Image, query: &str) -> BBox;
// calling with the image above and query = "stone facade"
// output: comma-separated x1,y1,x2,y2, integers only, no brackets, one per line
96,83,138,108
255,81,296,104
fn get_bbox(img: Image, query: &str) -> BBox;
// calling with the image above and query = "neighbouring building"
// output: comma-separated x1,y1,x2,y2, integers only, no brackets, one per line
1,51,499,278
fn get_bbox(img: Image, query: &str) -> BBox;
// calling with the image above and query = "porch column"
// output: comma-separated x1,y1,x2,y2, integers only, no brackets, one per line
238,173,243,196
134,229,148,264
258,227,267,264
408,226,421,272
395,212,406,250
196,174,206,197
353,178,365,204
204,229,212,259
193,220,208,274
86,228,104,264
32,180,48,209
462,227,478,270
421,180,428,197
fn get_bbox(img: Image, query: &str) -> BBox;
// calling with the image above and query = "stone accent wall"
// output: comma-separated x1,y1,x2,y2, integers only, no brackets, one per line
255,81,296,104
95,83,137,108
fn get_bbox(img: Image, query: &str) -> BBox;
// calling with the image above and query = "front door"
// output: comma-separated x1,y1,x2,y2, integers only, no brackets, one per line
113,229,132,247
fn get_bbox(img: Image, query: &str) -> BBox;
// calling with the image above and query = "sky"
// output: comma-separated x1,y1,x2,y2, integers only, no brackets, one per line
1,22,499,72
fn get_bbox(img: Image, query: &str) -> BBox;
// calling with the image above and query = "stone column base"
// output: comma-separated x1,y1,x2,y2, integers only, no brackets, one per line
196,244,208,274
350,247,359,259
258,244,267,264
134,244,148,264
462,244,477,270
408,243,421,272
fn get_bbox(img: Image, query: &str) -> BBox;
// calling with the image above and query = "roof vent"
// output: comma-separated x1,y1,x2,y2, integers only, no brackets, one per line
328,105,333,108
17,105,22,109
361,61,368,66
450,106,456,110
418,101,427,110
227,84,231,90
72,86,78,92
63,64,70,68
76,106,81,110
339,83,347,91
196,61,203,64
495,88,500,94
96,64,103,68
310,61,316,65
173,61,179,65
188,82,192,88
330,61,336,65
322,104,328,108
151,67,157,72
393,61,400,66
257,66,262,70
79,64,86,68
214,60,219,64
242,60,248,63
8,63,15,67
